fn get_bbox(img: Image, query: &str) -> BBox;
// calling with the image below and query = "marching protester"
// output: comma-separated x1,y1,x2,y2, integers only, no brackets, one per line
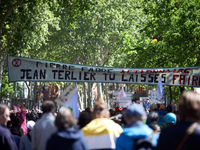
158,104,167,123
157,91,200,150
32,100,57,150
20,120,35,150
148,124,161,134
46,107,89,150
166,104,181,122
147,111,165,130
9,114,23,149
82,100,123,150
164,112,177,127
116,104,159,150
78,111,92,129
0,103,18,150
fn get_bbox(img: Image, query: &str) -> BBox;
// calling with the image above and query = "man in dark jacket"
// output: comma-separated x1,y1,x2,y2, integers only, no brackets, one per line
46,107,89,150
157,91,200,150
0,103,18,150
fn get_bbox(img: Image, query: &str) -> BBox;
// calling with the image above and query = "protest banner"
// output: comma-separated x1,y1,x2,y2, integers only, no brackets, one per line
61,91,79,118
7,55,200,87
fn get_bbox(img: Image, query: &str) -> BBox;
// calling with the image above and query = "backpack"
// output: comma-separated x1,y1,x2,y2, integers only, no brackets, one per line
132,132,156,150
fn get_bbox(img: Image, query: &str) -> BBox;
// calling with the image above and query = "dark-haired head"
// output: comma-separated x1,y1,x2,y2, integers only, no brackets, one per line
78,111,91,128
42,100,55,114
166,104,175,113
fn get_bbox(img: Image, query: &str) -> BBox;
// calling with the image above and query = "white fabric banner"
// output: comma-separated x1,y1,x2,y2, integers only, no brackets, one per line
61,91,80,118
55,85,78,105
7,55,200,87
157,77,163,100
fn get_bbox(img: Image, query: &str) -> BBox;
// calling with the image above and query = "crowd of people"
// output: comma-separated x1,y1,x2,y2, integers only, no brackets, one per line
0,90,200,150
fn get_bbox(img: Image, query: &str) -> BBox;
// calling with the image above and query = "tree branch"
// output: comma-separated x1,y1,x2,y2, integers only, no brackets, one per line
0,0,23,36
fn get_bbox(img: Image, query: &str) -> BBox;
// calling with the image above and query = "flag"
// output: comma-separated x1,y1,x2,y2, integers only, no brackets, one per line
157,77,163,100
20,110,27,135
13,105,17,111
117,87,127,100
62,91,80,118
55,85,78,105
13,105,21,112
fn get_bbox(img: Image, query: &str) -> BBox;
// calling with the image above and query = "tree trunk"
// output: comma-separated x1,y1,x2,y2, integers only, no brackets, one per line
116,83,119,91
24,81,31,109
97,83,103,101
32,82,37,109
104,83,109,108
37,82,43,110
78,89,84,110
87,83,92,108
191,87,194,91
83,82,87,108
0,58,4,103
48,83,53,98
0,45,6,103
169,86,172,104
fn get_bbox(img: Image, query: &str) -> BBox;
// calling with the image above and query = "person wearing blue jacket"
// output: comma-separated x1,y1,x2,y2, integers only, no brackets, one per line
116,104,159,150
46,107,89,150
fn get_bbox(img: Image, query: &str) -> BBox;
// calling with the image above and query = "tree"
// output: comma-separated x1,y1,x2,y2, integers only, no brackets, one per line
0,0,94,102
0,0,60,102
38,0,147,101
140,0,200,67
117,0,200,101
141,0,200,101
1,72,22,100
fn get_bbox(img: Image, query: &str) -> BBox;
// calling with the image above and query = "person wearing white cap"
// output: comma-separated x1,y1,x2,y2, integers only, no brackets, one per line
19,120,35,150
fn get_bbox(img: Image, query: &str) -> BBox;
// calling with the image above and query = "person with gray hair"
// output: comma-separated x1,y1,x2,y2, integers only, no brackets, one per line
46,107,89,150
0,103,18,150
148,111,165,130
116,104,159,150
